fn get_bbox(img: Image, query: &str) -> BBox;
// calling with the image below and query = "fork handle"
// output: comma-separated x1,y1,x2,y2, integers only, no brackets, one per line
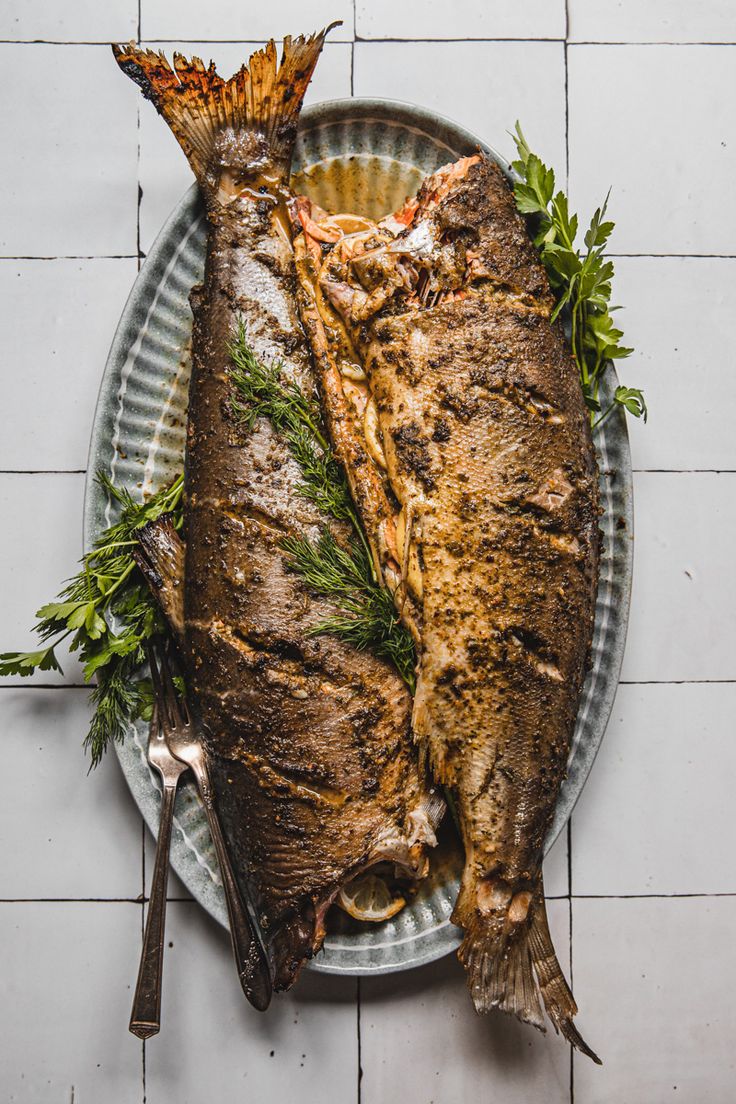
192,761,273,1010
129,781,177,1039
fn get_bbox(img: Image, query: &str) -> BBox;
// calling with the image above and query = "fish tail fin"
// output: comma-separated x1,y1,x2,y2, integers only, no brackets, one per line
455,873,601,1064
112,26,338,190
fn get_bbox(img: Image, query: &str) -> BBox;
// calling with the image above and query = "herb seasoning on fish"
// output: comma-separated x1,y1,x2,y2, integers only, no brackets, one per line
293,155,602,1059
113,32,441,1000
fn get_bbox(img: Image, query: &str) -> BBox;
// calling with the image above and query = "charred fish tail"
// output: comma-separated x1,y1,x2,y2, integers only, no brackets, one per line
454,873,601,1064
112,25,339,192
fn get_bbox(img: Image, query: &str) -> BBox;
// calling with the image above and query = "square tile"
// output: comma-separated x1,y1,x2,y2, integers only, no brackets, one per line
569,0,736,43
361,899,572,1103
572,897,735,1101
0,0,138,41
568,45,736,255
0,473,86,685
611,257,736,472
545,824,570,898
356,0,565,40
138,40,352,254
354,41,567,175
0,901,144,1102
621,472,736,682
572,683,736,895
0,258,137,471
144,902,358,1102
0,688,142,899
0,44,138,257
141,1,354,42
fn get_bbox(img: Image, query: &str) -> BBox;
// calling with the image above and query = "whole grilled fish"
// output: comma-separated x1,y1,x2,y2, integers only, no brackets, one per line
292,155,601,1058
113,33,441,1000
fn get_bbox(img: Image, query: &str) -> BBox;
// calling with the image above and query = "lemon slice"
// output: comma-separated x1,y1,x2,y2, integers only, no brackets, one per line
336,873,407,922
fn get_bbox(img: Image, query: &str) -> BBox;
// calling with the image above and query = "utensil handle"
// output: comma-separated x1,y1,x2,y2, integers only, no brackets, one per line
193,760,272,1010
129,782,177,1039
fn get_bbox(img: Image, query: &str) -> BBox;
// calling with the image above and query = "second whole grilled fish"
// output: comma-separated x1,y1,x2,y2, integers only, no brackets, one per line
292,154,601,1058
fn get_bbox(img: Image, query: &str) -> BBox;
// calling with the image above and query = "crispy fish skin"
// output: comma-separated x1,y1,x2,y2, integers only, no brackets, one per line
295,156,600,1057
113,35,440,995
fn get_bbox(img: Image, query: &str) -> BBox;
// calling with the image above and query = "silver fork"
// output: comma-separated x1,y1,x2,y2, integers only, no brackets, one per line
148,644,273,1012
129,698,188,1039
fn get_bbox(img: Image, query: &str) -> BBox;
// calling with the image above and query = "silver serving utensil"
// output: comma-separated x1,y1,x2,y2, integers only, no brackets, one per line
129,698,188,1040
148,644,273,1011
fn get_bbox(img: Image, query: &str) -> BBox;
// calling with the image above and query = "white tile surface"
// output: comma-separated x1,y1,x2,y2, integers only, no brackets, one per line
572,683,736,896
0,0,138,41
569,0,736,43
138,40,352,254
545,823,570,898
361,899,572,1104
144,902,358,1103
0,473,86,684
0,44,138,257
142,0,354,42
356,0,565,41
0,688,142,898
621,472,736,682
568,45,736,255
0,901,144,1102
612,257,736,472
0,258,137,471
354,41,567,174
572,897,735,1102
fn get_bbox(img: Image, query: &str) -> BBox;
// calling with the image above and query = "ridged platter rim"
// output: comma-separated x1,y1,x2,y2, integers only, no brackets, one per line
84,97,633,977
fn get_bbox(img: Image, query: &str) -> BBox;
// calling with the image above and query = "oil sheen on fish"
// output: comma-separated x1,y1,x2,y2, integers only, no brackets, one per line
113,33,441,998
292,155,601,1058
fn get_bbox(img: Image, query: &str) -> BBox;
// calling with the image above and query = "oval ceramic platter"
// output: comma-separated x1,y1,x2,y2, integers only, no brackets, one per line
84,99,633,976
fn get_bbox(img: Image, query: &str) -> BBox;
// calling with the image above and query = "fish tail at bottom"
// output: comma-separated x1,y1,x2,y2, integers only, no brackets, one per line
454,875,602,1064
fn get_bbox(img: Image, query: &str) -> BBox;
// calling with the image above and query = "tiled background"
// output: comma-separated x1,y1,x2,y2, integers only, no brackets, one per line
1,1,734,1101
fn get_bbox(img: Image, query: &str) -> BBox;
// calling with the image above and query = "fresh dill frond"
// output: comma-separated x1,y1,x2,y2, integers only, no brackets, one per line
511,123,647,429
281,530,416,692
0,473,185,766
228,320,356,524
228,324,416,688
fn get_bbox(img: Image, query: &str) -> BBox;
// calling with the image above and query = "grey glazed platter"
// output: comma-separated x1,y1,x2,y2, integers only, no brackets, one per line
84,98,633,976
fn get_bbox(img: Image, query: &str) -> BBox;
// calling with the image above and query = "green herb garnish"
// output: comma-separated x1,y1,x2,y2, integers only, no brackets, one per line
511,123,647,429
229,324,416,690
0,473,183,766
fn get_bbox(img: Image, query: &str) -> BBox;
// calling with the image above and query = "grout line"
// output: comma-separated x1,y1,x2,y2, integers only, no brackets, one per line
619,679,736,685
0,469,86,474
0,255,139,261
357,977,363,1104
3,892,732,904
3,37,735,47
350,40,354,96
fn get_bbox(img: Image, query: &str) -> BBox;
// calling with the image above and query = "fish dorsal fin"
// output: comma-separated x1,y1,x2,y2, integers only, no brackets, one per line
113,27,338,194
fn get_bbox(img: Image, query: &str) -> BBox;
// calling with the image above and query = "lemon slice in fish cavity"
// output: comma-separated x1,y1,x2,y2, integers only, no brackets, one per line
336,873,407,922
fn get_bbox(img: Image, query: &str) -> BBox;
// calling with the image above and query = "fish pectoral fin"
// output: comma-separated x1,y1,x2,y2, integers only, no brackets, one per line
133,513,185,644
112,27,338,191
454,874,601,1064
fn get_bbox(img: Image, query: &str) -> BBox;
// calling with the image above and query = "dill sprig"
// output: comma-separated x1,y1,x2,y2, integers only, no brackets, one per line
228,324,416,689
281,531,416,692
511,123,647,430
229,321,357,525
0,473,184,766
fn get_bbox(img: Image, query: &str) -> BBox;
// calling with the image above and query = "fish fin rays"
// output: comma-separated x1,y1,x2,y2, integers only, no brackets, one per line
113,27,338,189
455,876,601,1064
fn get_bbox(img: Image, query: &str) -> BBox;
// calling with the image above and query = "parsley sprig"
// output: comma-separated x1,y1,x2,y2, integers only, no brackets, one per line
229,325,416,689
511,123,647,429
0,473,183,766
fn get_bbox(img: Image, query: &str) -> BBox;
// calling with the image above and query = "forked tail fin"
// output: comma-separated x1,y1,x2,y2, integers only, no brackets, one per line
112,27,338,192
455,874,601,1064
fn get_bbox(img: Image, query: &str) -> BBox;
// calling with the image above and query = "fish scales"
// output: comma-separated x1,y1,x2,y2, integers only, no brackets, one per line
114,33,440,997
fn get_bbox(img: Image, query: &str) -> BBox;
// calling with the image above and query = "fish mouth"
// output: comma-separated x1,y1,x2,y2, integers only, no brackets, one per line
269,790,445,988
